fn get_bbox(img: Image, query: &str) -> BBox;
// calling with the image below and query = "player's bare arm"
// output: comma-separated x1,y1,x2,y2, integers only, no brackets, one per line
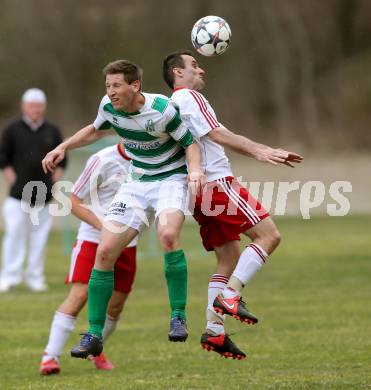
70,193,102,231
2,166,17,186
185,141,205,195
41,124,114,173
208,126,303,167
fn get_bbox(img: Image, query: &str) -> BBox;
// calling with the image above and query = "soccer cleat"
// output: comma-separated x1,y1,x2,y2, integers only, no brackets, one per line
89,352,115,370
213,294,258,324
40,357,61,375
70,333,103,359
200,332,246,360
168,316,188,342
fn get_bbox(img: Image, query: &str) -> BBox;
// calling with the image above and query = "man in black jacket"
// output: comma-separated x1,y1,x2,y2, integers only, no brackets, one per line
0,88,67,292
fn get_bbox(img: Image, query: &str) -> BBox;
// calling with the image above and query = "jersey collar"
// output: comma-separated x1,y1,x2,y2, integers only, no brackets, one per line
117,143,131,160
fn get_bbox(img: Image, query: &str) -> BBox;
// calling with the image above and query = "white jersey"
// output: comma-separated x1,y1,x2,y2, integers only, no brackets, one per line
72,144,137,246
93,93,194,181
171,88,233,182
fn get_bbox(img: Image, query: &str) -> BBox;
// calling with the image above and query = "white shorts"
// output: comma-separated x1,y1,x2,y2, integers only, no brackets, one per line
105,177,188,232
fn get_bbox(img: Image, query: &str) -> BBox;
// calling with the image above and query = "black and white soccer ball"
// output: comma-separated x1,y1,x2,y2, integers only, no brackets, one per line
191,16,231,57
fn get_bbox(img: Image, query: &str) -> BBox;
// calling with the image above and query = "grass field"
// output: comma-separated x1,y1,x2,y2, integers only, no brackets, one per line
0,216,370,389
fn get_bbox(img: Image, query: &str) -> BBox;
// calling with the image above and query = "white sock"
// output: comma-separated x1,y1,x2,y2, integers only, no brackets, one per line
43,311,76,361
102,314,119,343
206,321,225,336
230,243,268,288
221,286,241,299
206,274,228,332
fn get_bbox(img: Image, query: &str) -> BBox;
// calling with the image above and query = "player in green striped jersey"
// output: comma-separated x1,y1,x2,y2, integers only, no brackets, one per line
42,59,205,357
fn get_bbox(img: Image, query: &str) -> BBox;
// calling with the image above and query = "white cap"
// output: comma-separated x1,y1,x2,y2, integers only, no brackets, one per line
22,88,47,104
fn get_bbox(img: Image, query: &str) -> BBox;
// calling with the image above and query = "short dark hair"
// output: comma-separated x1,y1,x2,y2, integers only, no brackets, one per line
163,50,193,89
103,60,143,87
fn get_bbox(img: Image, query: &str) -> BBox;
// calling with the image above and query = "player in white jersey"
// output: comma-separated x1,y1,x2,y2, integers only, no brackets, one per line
163,51,303,359
42,59,205,358
40,144,137,375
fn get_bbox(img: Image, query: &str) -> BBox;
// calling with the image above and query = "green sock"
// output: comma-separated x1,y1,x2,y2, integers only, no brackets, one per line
164,249,187,320
88,268,114,338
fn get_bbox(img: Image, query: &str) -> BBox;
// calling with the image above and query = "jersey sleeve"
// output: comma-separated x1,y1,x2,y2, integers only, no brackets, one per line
72,155,101,199
164,101,194,148
172,90,220,138
93,96,112,131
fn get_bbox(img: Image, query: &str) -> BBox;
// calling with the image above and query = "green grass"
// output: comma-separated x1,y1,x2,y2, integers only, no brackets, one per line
1,216,371,389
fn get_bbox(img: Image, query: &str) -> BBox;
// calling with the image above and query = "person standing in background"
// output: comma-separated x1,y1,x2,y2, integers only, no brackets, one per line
0,88,67,292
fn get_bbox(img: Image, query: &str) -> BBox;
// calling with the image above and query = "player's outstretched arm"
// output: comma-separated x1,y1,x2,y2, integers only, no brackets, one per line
42,124,112,173
185,142,206,196
208,126,303,167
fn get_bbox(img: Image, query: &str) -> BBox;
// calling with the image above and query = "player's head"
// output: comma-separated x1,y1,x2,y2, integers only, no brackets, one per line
163,51,205,91
21,88,47,122
103,60,143,110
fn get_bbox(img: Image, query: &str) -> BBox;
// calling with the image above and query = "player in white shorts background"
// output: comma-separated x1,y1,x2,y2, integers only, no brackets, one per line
163,51,303,359
42,59,205,358
40,144,137,375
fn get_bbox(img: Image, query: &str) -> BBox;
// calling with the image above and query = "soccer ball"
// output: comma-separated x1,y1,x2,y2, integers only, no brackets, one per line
191,16,231,57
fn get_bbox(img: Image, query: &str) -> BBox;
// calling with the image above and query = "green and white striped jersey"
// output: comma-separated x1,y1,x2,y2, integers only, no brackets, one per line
93,93,194,181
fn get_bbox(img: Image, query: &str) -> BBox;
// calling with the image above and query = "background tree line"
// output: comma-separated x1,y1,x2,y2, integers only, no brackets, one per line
0,0,370,152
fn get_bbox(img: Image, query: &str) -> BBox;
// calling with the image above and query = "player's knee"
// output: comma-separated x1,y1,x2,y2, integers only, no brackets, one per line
158,229,179,251
97,243,116,261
